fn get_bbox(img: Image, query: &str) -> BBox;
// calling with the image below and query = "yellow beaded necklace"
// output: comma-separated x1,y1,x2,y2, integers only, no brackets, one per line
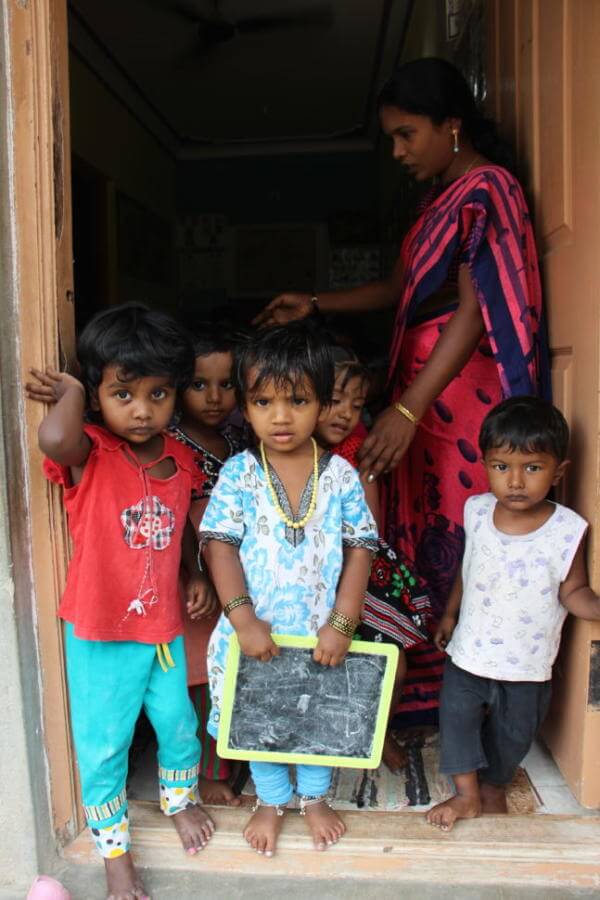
259,437,319,530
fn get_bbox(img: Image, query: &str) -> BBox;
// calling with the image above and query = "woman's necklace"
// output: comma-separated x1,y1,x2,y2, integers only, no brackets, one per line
462,154,483,177
260,437,319,530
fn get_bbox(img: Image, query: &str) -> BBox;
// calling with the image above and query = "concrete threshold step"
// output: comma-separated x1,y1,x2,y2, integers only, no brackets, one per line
62,800,600,896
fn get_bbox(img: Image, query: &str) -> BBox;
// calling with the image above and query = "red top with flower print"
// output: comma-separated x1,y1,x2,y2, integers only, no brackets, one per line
44,424,206,644
333,422,369,470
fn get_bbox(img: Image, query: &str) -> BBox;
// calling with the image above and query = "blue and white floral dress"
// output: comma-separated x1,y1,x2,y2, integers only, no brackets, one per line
199,447,378,738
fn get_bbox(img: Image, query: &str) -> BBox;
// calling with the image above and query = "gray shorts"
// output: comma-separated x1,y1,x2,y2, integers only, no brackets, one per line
439,659,552,786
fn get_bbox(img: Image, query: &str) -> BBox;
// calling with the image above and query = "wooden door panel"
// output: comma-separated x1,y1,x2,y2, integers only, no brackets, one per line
487,0,600,805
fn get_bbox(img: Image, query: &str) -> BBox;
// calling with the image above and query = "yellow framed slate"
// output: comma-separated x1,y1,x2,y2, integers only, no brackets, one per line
216,633,399,769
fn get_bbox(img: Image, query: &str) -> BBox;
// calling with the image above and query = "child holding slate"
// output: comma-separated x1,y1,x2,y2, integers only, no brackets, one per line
199,323,378,857
427,397,600,832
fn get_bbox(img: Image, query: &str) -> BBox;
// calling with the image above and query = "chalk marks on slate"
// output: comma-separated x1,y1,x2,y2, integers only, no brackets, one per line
227,646,387,759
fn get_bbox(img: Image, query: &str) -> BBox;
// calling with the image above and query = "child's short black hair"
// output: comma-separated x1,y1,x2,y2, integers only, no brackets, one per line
77,302,195,399
479,396,569,462
331,344,371,393
188,321,242,359
234,322,334,407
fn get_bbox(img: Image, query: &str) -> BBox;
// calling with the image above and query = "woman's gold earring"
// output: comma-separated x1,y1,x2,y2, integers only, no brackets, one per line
452,128,460,154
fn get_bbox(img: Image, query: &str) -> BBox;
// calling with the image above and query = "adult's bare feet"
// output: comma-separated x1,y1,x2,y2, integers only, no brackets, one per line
171,804,215,855
105,852,148,900
479,781,508,814
426,793,481,832
382,732,408,774
243,805,284,857
199,775,241,806
303,801,346,851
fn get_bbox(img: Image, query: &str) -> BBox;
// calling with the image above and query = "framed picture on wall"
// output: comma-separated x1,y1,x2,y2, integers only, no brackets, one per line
227,223,329,299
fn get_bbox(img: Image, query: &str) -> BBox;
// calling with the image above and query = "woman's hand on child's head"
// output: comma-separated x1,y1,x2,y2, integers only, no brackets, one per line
252,292,314,328
25,367,85,405
433,614,457,653
314,624,352,667
236,616,280,662
186,574,219,620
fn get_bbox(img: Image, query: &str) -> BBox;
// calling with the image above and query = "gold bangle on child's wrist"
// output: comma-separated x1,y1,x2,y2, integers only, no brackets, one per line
223,594,252,618
327,609,357,638
394,401,419,426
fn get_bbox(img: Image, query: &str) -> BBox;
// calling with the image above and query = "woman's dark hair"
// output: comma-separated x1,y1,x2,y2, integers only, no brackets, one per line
77,302,195,399
331,344,371,392
378,57,514,170
479,396,569,462
234,322,334,407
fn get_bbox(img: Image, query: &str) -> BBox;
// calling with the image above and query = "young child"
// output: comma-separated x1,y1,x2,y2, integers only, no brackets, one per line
427,396,600,832
315,346,432,774
26,304,215,900
199,323,378,857
169,327,245,806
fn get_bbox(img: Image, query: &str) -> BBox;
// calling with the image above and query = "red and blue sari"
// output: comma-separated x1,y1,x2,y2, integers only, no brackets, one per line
382,165,548,724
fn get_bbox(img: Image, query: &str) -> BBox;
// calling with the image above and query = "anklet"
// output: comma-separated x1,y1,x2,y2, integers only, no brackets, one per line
251,797,285,816
298,793,332,816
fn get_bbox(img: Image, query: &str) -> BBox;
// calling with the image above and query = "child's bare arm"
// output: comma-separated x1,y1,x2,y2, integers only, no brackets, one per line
362,477,382,533
202,540,279,661
314,546,372,667
25,367,91,466
182,512,218,619
433,571,463,651
560,542,600,620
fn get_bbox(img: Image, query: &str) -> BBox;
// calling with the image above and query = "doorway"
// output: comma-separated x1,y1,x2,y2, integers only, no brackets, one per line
6,0,600,869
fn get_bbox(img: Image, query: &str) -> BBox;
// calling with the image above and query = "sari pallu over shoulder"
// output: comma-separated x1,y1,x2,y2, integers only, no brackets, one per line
388,165,550,400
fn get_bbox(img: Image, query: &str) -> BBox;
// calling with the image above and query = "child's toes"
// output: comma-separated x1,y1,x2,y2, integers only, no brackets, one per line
264,835,276,858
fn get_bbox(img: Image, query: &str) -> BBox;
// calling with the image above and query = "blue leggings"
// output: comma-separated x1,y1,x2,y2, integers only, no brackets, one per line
250,761,332,806
65,624,201,847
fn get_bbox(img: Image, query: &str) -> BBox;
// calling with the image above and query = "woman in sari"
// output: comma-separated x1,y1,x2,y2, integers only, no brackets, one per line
255,58,549,753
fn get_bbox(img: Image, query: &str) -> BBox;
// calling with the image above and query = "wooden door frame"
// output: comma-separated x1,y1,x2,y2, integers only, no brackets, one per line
5,0,80,842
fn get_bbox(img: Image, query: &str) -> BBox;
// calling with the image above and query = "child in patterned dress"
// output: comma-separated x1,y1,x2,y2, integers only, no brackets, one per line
169,326,245,806
25,304,215,900
199,323,378,857
427,396,600,832
314,346,432,775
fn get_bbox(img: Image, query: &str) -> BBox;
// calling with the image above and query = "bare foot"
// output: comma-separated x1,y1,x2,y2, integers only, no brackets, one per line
243,805,284,857
426,794,481,832
199,775,241,806
480,781,508,814
303,802,346,851
171,804,215,855
382,732,408,774
105,852,148,900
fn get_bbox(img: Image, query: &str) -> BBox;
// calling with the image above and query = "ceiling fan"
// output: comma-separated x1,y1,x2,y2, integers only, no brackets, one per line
158,1,334,48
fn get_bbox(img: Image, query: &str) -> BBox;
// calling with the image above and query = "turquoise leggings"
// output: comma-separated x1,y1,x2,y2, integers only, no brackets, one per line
250,761,332,806
64,623,201,831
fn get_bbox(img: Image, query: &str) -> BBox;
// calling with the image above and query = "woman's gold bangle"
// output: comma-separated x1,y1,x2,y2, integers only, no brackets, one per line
223,594,252,618
394,402,419,426
327,609,357,638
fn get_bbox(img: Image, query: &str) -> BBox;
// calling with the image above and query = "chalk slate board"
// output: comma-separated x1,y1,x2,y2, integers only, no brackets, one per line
217,634,398,768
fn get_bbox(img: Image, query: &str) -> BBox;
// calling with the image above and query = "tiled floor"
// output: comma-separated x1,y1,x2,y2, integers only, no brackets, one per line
129,732,599,816
522,739,598,815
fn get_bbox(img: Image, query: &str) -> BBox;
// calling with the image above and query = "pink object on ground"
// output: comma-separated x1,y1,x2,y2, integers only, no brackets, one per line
26,875,71,900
